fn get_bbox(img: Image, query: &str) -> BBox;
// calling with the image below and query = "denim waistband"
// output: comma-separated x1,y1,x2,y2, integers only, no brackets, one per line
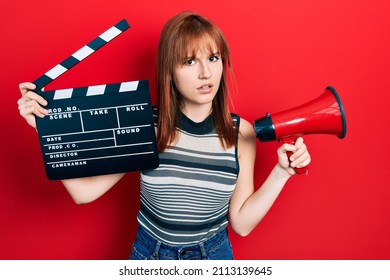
132,226,232,260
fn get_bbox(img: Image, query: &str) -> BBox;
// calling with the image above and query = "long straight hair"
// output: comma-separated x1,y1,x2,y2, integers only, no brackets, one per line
156,12,237,152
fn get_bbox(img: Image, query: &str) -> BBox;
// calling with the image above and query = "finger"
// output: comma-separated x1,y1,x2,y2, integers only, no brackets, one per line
291,150,311,168
289,142,307,161
19,106,32,117
19,99,48,117
19,82,36,94
25,91,48,106
22,105,46,119
18,91,48,106
294,154,311,168
17,95,30,105
277,146,293,169
280,143,297,153
17,92,36,105
289,137,306,159
294,137,304,148
17,94,46,110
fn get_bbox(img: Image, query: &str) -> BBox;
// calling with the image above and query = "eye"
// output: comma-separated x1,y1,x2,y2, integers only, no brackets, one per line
185,58,195,66
209,55,220,62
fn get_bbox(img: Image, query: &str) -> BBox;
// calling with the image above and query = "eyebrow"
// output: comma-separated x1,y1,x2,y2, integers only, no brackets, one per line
185,51,221,58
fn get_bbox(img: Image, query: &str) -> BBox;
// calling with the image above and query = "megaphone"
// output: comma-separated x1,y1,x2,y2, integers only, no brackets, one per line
253,86,347,174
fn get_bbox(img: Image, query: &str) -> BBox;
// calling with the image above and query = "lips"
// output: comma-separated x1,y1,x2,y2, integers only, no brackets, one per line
197,84,213,93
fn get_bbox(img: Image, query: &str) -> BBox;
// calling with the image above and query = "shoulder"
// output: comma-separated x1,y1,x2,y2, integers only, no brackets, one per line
236,116,256,156
228,113,255,141
236,116,256,139
228,112,256,152
228,116,256,173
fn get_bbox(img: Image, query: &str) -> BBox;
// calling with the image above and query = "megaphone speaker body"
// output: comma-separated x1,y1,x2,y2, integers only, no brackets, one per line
254,86,347,174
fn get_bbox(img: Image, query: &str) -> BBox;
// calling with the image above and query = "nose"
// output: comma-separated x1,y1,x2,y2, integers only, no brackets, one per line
198,61,212,80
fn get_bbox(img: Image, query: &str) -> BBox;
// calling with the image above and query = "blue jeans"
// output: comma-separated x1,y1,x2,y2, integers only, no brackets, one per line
130,226,234,260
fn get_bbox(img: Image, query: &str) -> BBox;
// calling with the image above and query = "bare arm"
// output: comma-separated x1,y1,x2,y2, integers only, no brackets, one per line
62,173,126,204
228,118,311,236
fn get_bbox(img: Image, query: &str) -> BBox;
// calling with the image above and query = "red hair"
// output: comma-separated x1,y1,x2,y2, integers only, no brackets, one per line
156,12,237,152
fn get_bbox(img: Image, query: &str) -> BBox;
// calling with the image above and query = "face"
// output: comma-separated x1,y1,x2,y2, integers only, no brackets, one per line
173,42,223,114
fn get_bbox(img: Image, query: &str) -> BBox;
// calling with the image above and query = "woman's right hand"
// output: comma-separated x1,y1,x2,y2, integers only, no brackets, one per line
17,82,48,129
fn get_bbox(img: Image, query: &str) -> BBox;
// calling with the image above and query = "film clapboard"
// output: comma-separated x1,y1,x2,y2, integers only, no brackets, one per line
33,19,159,180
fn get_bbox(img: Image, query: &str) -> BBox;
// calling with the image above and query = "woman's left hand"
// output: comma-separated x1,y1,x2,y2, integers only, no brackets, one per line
277,137,311,176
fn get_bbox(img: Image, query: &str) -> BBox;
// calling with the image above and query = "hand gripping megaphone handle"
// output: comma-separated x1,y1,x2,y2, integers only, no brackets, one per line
254,86,347,176
282,137,308,175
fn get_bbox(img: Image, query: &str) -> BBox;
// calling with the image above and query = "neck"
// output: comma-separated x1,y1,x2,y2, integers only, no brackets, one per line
181,104,212,123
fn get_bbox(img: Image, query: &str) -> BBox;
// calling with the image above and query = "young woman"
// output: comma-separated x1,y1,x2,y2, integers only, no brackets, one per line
17,11,310,260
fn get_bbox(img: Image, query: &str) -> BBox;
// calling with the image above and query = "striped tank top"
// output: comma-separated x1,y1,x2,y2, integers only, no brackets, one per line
137,110,240,246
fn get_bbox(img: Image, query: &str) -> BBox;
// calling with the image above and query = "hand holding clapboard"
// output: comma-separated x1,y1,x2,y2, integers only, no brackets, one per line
32,19,159,180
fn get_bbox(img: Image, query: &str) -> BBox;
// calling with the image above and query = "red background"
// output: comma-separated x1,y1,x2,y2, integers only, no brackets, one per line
1,0,389,260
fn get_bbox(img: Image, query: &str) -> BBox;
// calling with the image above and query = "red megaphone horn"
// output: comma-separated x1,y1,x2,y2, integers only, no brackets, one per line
253,86,347,174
